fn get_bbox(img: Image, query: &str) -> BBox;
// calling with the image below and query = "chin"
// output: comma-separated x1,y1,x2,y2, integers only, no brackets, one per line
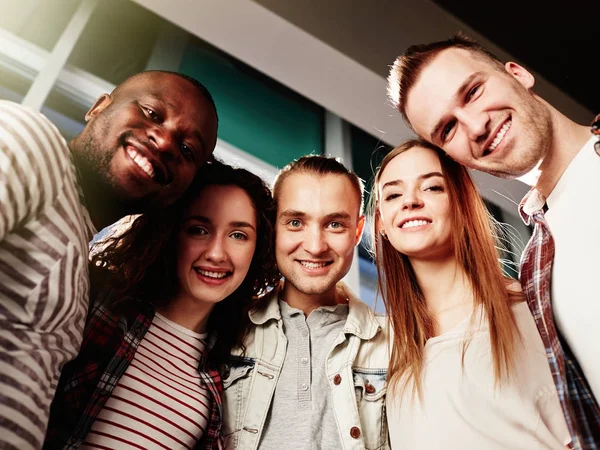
195,295,230,306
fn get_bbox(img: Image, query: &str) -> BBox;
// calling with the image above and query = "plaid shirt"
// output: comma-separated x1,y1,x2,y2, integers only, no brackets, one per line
44,291,224,449
519,117,600,450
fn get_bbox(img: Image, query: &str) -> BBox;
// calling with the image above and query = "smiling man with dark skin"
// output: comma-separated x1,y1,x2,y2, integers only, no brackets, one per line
0,70,218,449
73,71,218,228
387,34,600,448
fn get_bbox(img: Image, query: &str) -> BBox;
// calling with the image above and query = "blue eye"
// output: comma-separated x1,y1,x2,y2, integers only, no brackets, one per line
328,221,345,230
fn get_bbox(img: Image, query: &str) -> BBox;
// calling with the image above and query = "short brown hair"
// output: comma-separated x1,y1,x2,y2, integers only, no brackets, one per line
273,155,364,215
388,33,504,126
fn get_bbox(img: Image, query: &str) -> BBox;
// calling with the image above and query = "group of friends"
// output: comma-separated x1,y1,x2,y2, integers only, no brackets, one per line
0,33,598,450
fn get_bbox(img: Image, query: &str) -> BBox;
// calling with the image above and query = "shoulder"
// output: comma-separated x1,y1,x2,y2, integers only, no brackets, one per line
0,100,69,164
355,313,392,368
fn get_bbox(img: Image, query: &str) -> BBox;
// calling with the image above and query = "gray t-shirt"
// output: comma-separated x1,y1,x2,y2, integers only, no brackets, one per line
258,300,349,449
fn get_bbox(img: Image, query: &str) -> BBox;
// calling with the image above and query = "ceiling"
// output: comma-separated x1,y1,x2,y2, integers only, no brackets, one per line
432,0,599,115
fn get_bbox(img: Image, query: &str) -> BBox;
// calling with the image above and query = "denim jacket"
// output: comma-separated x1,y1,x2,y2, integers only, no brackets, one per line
221,282,391,450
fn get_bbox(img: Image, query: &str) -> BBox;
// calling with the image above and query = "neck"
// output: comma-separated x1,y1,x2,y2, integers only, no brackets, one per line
77,175,128,230
409,253,473,335
534,106,590,198
280,281,344,316
156,295,216,334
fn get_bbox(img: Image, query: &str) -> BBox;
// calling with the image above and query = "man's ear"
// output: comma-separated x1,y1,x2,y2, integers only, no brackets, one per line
84,94,112,122
504,62,535,90
355,215,366,246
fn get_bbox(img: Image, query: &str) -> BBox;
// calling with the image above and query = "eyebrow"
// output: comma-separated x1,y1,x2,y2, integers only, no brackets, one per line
278,210,353,222
429,72,483,142
185,215,256,231
381,172,444,191
323,212,352,221
279,210,306,219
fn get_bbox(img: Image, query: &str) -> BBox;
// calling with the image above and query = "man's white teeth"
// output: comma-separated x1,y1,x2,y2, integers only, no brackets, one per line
402,220,429,229
300,261,328,269
487,121,511,152
127,148,155,179
197,269,229,279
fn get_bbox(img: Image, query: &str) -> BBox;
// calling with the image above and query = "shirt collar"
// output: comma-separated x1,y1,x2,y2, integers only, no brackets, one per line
248,281,381,340
519,187,547,225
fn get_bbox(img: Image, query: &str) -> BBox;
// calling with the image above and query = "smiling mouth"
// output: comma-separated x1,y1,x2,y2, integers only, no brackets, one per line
195,268,232,279
298,261,332,269
126,147,156,180
401,219,431,229
483,120,511,156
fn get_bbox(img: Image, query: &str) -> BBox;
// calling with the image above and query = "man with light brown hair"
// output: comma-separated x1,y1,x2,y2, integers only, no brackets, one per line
221,155,390,450
387,34,600,449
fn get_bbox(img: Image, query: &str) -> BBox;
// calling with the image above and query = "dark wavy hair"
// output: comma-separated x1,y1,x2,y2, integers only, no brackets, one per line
90,159,280,364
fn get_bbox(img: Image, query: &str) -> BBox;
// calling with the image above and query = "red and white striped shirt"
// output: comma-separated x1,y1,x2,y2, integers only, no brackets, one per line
82,313,211,450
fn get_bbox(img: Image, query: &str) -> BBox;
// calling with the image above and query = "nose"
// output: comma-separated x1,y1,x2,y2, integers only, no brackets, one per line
402,189,424,211
147,124,178,159
457,109,489,142
205,236,227,263
303,227,328,255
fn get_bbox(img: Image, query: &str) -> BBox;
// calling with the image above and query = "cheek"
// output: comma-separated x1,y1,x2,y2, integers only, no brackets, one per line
275,232,297,253
445,141,470,162
176,238,202,268
330,235,356,256
378,205,395,230
233,244,257,276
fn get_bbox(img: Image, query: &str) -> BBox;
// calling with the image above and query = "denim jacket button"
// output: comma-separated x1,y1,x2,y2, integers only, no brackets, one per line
350,426,361,439
333,374,342,385
365,382,376,394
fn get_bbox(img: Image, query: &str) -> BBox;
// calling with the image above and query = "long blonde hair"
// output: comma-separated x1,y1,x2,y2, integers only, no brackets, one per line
370,140,522,398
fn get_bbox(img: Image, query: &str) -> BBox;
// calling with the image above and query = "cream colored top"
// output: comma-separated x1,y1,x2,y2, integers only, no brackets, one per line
387,302,570,450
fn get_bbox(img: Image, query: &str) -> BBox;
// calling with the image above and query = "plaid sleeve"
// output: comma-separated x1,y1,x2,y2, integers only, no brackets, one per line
197,368,224,449
43,293,122,448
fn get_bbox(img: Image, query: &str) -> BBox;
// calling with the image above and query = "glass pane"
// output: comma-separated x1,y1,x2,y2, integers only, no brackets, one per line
41,87,87,141
0,66,33,102
67,0,165,85
0,0,82,51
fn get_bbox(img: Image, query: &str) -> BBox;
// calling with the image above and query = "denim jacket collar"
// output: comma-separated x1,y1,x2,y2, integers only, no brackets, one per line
339,282,381,340
249,281,381,340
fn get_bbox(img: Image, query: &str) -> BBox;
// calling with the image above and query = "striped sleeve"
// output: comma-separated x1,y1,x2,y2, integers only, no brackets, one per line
0,101,69,241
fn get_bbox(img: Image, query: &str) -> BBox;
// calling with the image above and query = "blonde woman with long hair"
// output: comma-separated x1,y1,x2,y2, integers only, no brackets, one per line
371,140,570,449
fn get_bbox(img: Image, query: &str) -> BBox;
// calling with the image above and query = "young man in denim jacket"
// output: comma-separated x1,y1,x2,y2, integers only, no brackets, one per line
221,155,390,450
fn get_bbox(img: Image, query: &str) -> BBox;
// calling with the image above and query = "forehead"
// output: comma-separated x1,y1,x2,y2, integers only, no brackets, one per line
277,172,360,217
405,48,493,139
186,184,256,223
118,73,211,110
379,147,442,185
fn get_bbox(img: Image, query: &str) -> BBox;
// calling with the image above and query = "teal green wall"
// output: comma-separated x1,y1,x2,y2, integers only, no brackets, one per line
180,44,323,168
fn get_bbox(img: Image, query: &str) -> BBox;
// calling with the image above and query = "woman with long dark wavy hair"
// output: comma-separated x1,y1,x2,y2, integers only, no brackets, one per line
44,160,280,449
370,140,570,449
